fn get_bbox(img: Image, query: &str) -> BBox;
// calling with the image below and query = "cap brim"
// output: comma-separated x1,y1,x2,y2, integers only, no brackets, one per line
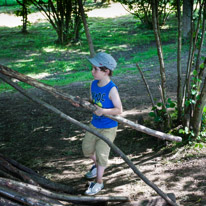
87,57,102,67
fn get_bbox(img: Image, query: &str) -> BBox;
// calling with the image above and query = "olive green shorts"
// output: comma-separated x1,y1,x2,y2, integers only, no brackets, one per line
82,124,117,167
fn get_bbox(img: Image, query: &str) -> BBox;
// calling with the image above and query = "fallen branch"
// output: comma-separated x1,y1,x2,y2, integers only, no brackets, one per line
0,177,129,205
0,185,63,206
0,64,182,142
0,157,38,186
0,154,75,194
0,73,178,206
0,196,22,206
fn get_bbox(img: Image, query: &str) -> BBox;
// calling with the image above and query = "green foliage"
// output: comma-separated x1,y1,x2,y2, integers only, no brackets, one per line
0,0,18,6
149,98,176,123
113,0,176,29
178,126,206,149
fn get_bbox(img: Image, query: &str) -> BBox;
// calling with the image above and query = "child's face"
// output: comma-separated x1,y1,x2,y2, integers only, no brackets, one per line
91,66,107,80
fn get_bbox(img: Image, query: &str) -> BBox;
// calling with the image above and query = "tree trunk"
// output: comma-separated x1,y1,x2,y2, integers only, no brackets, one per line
191,59,206,137
176,0,183,123
151,0,171,129
195,1,206,73
182,0,193,40
22,0,28,33
183,1,204,127
78,0,95,57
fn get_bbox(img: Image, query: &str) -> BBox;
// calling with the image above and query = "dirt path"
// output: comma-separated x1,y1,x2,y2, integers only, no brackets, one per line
0,72,206,205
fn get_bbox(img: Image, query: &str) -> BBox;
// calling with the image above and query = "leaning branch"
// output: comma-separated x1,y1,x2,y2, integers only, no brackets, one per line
136,63,156,108
0,73,178,206
0,64,182,142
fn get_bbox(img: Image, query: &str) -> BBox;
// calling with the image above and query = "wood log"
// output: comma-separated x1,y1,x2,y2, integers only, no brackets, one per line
0,154,40,176
0,177,129,205
0,74,178,206
0,65,182,142
0,154,75,194
0,197,22,206
0,185,63,206
0,157,38,186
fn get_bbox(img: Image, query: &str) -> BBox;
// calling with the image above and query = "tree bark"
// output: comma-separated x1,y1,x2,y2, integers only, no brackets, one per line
195,1,206,74
0,185,63,206
78,0,95,57
0,196,22,206
0,74,178,206
0,65,182,142
176,0,183,123
151,0,171,128
191,59,206,136
182,0,193,40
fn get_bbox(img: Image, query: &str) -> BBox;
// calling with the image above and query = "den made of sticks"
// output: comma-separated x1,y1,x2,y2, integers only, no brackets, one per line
0,65,182,206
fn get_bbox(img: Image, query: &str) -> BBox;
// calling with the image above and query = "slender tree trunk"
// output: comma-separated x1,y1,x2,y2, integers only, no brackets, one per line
183,1,203,127
191,59,206,136
78,0,95,57
176,0,183,123
195,1,206,73
22,0,28,33
151,0,171,128
182,0,193,40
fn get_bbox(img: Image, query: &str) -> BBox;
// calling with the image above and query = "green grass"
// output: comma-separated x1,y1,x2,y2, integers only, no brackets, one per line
0,5,186,93
0,0,18,6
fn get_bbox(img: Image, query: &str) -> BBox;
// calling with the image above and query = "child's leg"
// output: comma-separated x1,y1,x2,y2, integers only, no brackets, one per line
90,154,97,166
95,126,117,182
96,165,105,184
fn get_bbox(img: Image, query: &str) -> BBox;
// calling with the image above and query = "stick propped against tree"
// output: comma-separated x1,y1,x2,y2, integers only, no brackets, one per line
0,64,182,142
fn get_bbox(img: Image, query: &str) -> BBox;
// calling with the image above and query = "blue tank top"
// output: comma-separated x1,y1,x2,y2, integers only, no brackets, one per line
91,80,118,129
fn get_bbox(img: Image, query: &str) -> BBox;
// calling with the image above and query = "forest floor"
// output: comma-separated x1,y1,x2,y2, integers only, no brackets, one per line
0,3,206,206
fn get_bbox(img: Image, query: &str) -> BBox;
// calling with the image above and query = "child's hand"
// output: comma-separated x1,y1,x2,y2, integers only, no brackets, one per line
94,105,104,116
72,96,80,107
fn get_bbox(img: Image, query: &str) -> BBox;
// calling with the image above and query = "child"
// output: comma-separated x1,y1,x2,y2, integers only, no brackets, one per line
82,52,123,196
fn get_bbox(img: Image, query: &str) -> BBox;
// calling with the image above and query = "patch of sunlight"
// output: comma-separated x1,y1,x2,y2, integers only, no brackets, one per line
118,44,129,49
28,72,51,80
43,47,55,53
87,3,130,18
16,59,33,63
65,67,72,72
32,126,53,132
43,47,67,53
161,25,170,30
0,12,46,28
61,135,79,142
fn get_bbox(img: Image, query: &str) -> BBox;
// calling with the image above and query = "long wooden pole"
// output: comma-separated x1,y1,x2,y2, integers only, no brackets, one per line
0,73,178,206
0,64,182,142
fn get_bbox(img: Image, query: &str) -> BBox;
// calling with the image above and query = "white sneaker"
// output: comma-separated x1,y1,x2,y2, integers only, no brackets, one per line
85,165,97,179
85,182,104,196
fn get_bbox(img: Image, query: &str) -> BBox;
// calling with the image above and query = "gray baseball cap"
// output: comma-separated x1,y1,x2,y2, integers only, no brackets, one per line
88,52,117,71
